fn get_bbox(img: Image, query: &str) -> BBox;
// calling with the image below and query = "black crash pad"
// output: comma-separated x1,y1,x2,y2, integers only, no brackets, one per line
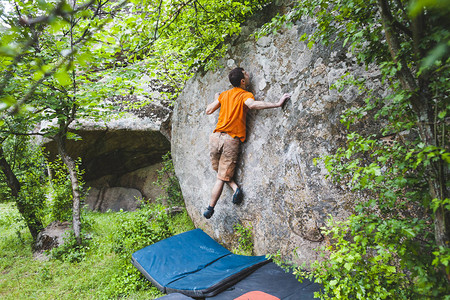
206,262,322,300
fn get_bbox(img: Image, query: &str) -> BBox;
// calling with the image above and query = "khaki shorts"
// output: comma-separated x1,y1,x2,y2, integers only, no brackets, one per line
209,132,240,181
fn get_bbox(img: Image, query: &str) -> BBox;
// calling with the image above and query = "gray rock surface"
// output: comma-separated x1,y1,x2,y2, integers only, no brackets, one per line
34,221,71,260
86,187,143,212
172,13,384,264
87,163,167,202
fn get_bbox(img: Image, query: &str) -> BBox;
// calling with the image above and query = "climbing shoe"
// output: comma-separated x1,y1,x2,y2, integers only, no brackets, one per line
232,187,243,205
203,206,214,219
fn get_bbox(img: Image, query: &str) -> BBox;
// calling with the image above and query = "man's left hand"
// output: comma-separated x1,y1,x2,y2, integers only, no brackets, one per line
277,93,291,107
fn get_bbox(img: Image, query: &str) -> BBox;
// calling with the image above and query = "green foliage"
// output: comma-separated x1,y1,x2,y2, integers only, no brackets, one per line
315,102,449,298
47,209,94,263
0,0,128,112
170,208,196,233
309,216,446,299
49,230,90,263
0,0,270,112
0,132,46,232
106,203,173,298
46,158,73,222
0,201,22,227
233,223,254,255
112,203,173,255
267,251,309,283
155,151,184,206
0,179,10,202
0,0,126,244
46,157,86,222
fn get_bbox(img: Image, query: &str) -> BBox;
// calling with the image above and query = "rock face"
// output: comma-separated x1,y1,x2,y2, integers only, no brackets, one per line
34,221,72,259
43,97,172,211
172,7,384,264
85,187,143,212
88,163,166,201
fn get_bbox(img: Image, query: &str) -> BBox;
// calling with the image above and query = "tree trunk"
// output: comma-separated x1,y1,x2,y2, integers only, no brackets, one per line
410,7,450,252
55,133,82,244
0,145,43,241
63,0,82,244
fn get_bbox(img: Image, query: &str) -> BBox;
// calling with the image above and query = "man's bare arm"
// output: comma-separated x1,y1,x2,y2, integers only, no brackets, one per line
206,93,221,115
244,93,291,110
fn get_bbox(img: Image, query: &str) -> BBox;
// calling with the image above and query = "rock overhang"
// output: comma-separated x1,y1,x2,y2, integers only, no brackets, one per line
42,103,172,182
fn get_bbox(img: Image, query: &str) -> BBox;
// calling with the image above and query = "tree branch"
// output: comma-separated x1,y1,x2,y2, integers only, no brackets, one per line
377,0,417,92
0,130,47,137
18,0,95,26
154,0,164,41
194,0,212,13
133,0,196,54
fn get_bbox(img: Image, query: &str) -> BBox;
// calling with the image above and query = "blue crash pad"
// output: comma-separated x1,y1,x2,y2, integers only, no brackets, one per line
132,229,269,298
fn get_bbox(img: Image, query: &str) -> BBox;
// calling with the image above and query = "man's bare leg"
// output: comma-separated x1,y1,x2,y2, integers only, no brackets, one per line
209,179,239,207
226,180,238,193
209,179,225,207
204,179,242,219
204,179,225,219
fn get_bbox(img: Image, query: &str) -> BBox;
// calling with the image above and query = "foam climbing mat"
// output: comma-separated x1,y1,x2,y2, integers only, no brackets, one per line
131,229,269,298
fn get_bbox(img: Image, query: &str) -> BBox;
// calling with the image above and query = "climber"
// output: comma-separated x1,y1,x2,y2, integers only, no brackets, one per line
203,67,291,219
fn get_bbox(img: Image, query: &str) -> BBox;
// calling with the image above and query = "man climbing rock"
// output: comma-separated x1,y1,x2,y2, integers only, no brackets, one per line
203,67,290,219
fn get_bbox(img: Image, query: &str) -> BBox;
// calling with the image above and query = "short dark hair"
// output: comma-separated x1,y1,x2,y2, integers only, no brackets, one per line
229,67,245,87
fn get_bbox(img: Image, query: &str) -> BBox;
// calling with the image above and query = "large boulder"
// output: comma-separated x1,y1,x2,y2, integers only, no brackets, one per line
171,8,384,264
43,96,172,208
85,187,143,212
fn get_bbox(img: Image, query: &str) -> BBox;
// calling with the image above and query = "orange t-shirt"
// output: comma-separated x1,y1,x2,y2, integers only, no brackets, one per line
214,87,254,142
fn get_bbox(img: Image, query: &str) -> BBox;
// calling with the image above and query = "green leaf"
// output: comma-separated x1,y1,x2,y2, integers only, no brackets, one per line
343,36,349,46
421,42,448,70
106,36,116,44
0,46,17,57
1,95,16,107
344,262,353,271
33,70,45,81
76,52,92,67
329,279,338,287
55,69,72,86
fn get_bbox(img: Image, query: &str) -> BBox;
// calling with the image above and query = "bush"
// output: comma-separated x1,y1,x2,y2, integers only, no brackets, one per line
311,217,412,299
105,203,173,298
0,179,13,203
233,223,254,255
290,213,450,299
47,157,87,222
49,230,91,263
154,152,184,206
0,203,21,226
